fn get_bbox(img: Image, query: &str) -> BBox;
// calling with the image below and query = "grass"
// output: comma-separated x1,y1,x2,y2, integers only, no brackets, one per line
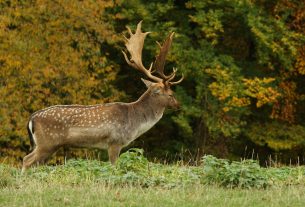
1,149,305,207
1,181,305,207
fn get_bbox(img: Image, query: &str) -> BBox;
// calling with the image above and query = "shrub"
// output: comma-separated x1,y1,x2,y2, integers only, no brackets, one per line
116,148,149,175
202,155,269,188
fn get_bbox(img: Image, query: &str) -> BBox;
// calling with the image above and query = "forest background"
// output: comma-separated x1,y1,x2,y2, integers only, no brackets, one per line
0,0,305,165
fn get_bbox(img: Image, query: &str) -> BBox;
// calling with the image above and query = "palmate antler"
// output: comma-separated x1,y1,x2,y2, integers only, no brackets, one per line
122,21,183,86
122,21,162,83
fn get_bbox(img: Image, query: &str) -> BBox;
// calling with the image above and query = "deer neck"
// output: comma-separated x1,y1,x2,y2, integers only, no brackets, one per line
132,89,165,120
125,90,165,140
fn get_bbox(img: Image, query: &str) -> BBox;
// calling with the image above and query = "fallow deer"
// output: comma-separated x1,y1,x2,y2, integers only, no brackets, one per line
22,21,183,172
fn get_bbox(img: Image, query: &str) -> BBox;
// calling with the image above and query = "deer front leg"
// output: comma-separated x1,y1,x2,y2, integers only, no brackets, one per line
108,144,122,164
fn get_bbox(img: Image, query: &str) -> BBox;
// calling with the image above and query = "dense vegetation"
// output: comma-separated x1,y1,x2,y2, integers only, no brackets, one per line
1,150,305,206
0,0,305,164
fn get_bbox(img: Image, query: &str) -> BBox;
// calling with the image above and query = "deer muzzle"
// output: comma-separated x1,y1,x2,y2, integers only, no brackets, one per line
170,97,180,110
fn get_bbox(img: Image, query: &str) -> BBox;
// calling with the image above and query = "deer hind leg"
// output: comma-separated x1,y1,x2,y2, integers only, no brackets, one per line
22,147,56,173
22,120,61,173
108,144,122,164
22,149,37,173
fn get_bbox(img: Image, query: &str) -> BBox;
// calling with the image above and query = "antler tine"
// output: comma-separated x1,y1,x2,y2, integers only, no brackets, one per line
126,26,133,36
153,32,175,80
122,21,162,83
165,67,184,86
165,68,177,83
156,41,162,48
169,74,184,86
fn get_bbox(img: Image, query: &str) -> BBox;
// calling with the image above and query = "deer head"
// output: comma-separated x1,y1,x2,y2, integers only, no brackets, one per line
122,21,183,109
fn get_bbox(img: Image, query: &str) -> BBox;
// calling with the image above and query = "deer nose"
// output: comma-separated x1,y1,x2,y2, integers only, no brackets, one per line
175,102,181,110
172,99,180,110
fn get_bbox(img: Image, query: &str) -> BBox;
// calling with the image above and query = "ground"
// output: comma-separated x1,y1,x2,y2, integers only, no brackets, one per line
1,182,305,206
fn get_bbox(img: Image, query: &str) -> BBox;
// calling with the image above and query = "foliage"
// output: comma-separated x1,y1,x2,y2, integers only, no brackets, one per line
174,0,305,153
246,122,305,150
202,155,269,188
116,148,149,174
0,0,123,161
1,150,305,191
18,149,202,188
105,0,305,156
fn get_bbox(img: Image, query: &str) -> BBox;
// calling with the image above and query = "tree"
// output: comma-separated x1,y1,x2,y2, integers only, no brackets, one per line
109,0,305,161
0,0,122,162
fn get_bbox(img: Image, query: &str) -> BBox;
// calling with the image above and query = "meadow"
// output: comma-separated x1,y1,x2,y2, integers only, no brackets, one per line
1,149,305,207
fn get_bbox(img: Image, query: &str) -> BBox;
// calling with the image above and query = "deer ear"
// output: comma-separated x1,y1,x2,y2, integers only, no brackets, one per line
141,78,154,88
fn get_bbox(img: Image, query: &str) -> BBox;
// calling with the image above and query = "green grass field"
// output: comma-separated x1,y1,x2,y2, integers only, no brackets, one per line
1,181,305,207
1,149,305,207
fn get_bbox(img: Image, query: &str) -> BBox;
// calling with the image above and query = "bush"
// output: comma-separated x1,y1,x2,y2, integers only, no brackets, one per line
116,148,149,175
202,155,269,188
8,149,304,189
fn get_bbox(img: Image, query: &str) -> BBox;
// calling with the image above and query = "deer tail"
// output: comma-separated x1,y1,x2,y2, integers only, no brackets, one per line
27,118,36,150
